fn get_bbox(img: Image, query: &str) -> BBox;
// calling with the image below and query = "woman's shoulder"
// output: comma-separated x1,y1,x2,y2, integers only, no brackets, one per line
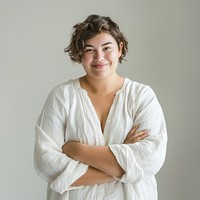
124,77,159,105
124,77,153,94
51,78,78,94
45,78,79,103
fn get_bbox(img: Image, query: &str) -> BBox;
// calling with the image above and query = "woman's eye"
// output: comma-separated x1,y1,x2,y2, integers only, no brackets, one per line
103,46,112,51
84,48,94,54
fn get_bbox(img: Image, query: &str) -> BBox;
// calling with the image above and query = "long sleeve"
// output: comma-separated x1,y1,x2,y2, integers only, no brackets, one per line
34,87,88,194
109,85,167,184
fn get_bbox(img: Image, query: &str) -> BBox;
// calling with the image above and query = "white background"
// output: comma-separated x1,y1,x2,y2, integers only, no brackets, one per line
0,0,199,199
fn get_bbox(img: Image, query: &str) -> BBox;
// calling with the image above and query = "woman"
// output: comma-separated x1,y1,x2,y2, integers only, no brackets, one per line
34,14,167,200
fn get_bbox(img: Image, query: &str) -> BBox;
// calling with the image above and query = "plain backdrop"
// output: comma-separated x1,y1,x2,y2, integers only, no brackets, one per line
0,0,199,199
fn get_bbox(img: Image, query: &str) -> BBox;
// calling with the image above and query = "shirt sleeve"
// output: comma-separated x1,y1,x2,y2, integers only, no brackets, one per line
34,87,88,194
108,85,167,184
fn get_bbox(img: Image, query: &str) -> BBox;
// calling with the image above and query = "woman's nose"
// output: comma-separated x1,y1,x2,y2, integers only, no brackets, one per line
94,51,104,62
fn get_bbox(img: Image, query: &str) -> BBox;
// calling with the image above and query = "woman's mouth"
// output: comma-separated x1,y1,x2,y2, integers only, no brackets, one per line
92,64,108,69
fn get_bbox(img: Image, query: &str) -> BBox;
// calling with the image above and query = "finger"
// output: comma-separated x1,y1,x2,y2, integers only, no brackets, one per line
130,132,148,143
127,129,148,140
124,125,139,142
133,129,148,137
127,130,148,144
130,124,140,133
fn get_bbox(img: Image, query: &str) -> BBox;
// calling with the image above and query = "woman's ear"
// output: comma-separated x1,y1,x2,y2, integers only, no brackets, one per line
118,42,123,57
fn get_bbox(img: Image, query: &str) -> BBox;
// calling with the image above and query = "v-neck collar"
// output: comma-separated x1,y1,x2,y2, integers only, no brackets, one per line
74,77,128,96
73,77,128,135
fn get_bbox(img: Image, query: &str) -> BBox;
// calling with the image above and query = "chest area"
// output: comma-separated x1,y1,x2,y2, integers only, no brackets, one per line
65,89,135,144
88,93,115,132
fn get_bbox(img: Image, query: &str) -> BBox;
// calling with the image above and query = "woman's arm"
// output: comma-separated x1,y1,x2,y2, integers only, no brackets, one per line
34,88,89,194
71,166,114,186
108,86,168,184
62,125,148,182
63,142,125,178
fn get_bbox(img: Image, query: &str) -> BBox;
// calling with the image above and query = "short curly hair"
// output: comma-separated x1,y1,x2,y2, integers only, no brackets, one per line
64,14,128,63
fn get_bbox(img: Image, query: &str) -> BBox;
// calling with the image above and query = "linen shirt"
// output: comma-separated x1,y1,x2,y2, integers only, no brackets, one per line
34,77,167,200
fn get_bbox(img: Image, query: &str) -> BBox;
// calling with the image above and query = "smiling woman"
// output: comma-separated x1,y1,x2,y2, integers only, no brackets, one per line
80,32,123,80
65,14,128,63
34,14,167,200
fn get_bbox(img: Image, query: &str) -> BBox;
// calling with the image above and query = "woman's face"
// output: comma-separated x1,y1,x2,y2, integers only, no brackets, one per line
81,32,123,80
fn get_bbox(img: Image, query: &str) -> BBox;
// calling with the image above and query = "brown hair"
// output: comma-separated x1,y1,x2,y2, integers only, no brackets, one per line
64,14,128,63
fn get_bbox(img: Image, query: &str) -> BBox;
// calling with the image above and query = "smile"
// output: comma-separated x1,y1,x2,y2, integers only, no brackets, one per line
92,63,108,69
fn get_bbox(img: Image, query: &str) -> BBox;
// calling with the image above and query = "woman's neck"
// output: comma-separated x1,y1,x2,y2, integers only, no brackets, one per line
80,74,124,96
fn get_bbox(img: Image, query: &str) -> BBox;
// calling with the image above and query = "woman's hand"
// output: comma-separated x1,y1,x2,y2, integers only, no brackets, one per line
62,142,81,159
124,125,148,144
63,125,148,158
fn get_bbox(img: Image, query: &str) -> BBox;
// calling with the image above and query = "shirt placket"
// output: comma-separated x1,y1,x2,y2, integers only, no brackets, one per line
81,90,105,145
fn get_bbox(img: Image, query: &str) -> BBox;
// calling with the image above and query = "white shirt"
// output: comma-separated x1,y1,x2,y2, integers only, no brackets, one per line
34,78,167,200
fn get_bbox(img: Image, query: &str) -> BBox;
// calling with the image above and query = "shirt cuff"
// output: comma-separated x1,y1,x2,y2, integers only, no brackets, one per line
109,144,143,184
50,160,89,194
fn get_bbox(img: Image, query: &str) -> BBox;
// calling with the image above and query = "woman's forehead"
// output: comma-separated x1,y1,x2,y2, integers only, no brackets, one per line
85,32,117,46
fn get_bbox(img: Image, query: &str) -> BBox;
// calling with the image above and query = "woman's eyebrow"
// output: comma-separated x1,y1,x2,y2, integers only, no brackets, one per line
85,45,94,48
102,42,113,46
85,42,113,48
